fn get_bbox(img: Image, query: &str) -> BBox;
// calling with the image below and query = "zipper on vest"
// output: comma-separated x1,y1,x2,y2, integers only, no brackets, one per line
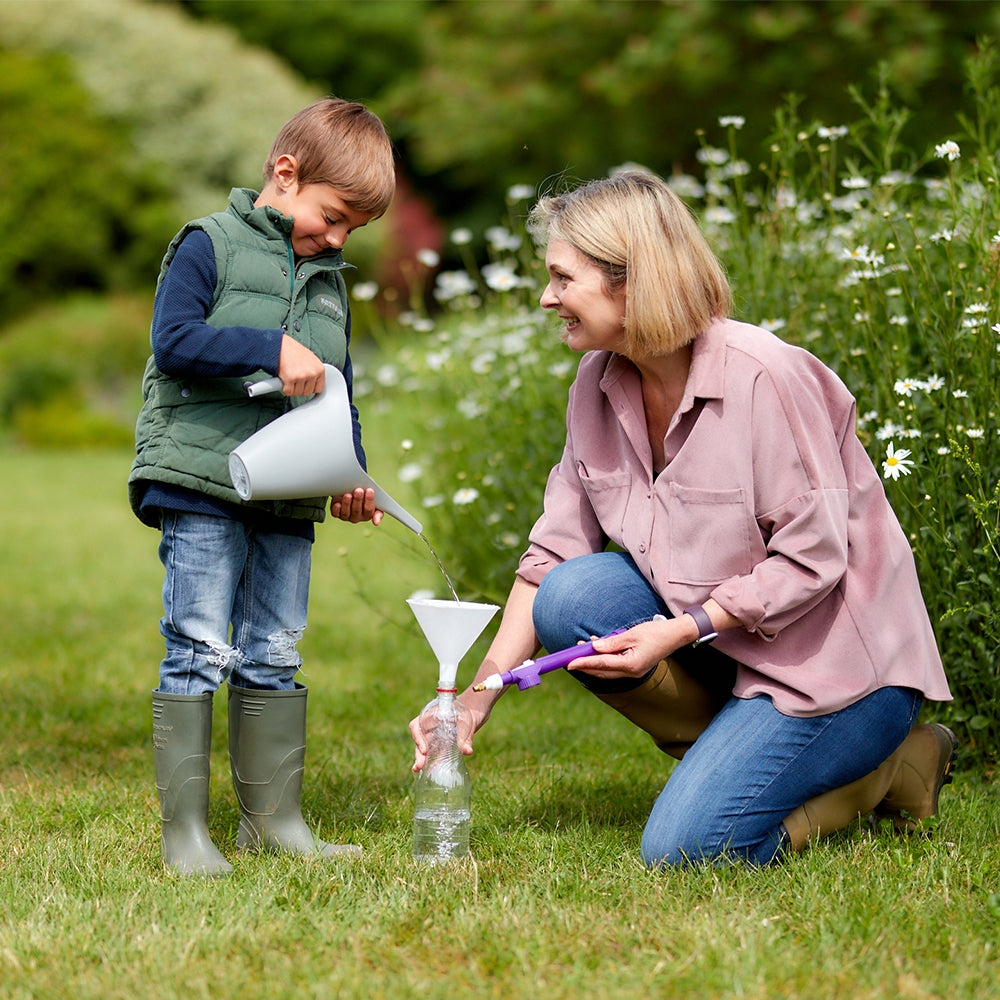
285,243,296,298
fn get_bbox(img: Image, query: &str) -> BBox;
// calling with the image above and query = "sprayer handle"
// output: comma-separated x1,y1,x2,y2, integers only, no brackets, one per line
245,376,285,397
474,628,628,692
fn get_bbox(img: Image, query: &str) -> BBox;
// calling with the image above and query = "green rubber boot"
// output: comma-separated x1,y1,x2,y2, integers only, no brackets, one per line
152,691,233,877
228,683,361,858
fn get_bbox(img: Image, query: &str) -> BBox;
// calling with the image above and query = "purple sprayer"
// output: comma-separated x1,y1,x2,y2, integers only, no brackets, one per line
472,629,627,692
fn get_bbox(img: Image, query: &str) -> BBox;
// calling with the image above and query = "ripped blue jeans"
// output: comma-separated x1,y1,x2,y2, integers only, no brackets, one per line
156,511,312,694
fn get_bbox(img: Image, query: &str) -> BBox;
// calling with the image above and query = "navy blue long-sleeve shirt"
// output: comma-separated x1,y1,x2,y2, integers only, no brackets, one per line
151,229,285,378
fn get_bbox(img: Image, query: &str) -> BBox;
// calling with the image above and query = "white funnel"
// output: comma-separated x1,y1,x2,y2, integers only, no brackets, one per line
229,364,422,534
408,598,499,688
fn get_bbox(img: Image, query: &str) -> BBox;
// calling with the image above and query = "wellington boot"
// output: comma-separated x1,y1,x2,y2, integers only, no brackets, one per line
594,655,736,759
152,691,233,877
228,683,361,858
781,723,957,852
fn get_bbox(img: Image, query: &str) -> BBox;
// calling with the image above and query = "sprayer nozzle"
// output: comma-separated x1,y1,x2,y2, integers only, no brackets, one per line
471,674,503,692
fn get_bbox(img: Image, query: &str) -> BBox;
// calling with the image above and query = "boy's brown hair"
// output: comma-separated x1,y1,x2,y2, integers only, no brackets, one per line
263,98,395,218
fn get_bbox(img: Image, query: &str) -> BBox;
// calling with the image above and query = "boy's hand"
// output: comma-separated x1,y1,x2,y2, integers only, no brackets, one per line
331,487,384,526
277,335,325,396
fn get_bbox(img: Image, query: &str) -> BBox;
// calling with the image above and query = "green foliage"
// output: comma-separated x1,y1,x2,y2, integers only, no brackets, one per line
0,0,319,221
182,0,1000,241
0,293,153,446
184,0,430,102
0,48,174,319
360,49,1000,763
343,0,1000,230
4,0,1000,327
0,0,322,322
1,449,998,1000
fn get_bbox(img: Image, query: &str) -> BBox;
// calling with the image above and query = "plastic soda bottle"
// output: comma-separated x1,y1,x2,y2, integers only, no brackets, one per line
412,688,471,864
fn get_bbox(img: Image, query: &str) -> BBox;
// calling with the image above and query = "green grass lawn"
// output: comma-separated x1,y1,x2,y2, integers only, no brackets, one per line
1,448,998,1000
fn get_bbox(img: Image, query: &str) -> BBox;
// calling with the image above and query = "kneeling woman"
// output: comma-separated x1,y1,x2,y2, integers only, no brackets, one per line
409,168,955,866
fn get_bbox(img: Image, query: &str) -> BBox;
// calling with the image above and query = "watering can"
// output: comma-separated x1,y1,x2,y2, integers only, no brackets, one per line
228,364,422,534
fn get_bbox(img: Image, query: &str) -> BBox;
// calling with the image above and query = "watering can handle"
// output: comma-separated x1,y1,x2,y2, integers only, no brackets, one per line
245,376,285,397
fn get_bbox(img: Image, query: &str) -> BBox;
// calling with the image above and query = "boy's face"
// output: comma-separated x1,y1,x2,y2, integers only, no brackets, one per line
256,155,375,258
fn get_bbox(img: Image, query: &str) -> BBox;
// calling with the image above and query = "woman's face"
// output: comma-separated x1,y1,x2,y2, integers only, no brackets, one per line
540,240,626,354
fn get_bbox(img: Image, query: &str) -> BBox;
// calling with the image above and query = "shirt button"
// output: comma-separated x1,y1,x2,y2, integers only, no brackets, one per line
180,387,191,398
293,321,301,332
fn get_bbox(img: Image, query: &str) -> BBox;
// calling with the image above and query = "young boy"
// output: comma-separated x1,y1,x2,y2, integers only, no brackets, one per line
129,98,395,876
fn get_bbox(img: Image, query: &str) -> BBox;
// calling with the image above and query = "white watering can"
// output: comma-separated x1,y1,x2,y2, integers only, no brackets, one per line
228,364,422,534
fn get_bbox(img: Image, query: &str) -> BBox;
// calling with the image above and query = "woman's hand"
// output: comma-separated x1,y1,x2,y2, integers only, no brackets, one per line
409,695,492,772
567,602,738,679
330,486,383,525
564,617,689,680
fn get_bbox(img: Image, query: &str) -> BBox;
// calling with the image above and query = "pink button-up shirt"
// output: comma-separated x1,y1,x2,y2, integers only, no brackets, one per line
517,318,951,717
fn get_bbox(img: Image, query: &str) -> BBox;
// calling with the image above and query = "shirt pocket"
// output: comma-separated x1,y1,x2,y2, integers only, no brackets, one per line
577,463,634,543
665,482,754,585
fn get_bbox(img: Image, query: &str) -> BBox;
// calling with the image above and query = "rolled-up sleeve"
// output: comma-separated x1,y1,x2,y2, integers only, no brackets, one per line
709,360,854,636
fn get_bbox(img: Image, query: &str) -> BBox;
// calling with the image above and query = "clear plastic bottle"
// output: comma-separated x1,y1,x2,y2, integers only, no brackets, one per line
412,689,472,864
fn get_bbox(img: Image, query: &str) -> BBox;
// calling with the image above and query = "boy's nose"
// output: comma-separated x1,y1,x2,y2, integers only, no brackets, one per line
326,225,349,249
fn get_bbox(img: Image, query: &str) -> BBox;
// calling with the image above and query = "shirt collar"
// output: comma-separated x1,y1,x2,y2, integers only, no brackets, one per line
686,318,728,401
599,318,729,400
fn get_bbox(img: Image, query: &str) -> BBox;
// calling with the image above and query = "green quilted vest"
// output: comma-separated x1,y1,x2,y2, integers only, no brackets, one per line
129,188,352,525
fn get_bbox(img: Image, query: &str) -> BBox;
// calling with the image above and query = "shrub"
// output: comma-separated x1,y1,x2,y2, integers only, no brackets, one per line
0,293,153,446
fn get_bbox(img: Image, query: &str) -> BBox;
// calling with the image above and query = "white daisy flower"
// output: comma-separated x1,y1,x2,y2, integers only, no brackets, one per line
882,442,915,480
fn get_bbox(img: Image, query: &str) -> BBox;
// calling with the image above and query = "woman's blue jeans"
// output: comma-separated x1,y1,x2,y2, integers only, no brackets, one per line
156,511,312,695
532,552,921,866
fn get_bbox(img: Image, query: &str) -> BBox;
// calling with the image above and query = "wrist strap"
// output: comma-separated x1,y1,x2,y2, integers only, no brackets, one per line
683,604,718,646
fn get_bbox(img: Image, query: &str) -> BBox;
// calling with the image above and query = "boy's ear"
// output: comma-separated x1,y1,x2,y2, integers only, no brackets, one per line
272,154,300,192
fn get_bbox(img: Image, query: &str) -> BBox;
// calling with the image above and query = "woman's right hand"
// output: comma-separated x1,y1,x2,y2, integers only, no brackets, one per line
409,695,491,772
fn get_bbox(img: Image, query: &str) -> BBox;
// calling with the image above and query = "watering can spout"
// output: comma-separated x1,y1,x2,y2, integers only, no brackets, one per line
228,364,422,535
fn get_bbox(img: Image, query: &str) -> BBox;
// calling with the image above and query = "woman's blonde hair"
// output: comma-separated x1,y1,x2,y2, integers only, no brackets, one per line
263,98,396,218
528,167,731,356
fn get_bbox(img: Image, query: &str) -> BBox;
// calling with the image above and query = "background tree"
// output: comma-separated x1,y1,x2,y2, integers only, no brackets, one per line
0,0,320,321
0,48,174,320
3,0,999,320
185,0,1000,234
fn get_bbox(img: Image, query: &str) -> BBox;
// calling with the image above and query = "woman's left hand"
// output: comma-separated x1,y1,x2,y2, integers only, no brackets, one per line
564,618,687,680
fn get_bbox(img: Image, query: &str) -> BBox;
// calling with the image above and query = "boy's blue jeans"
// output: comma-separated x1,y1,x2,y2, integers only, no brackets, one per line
532,552,920,866
156,511,312,695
